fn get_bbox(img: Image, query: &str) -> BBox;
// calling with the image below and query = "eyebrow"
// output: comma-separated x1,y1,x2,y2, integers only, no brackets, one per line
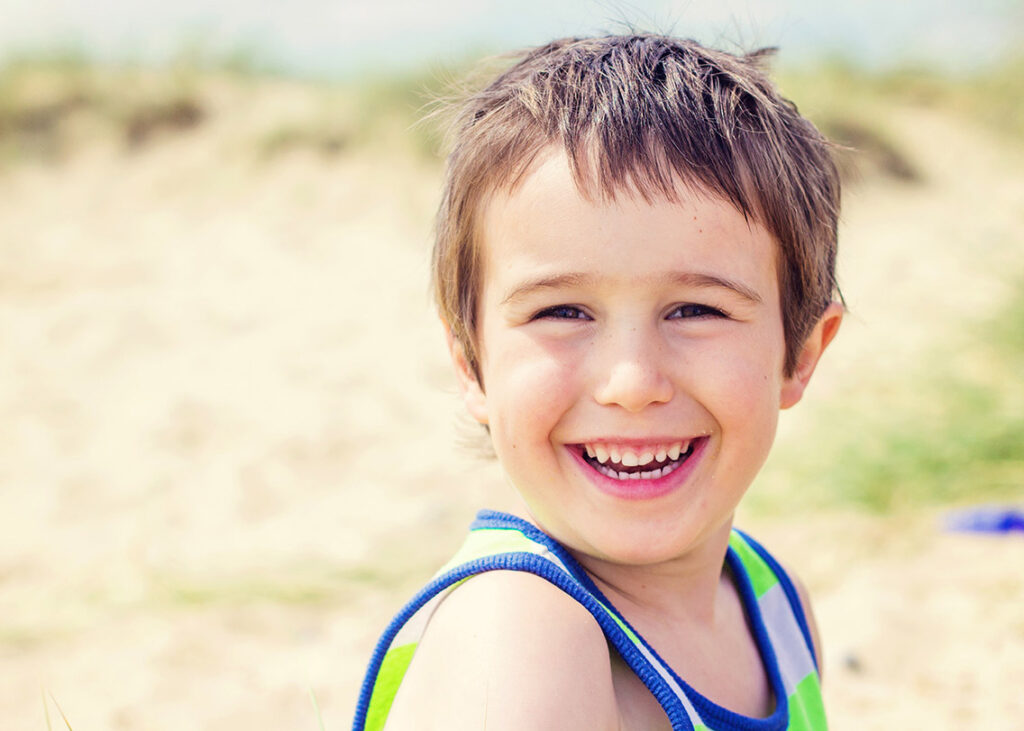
500,271,763,306
500,273,592,306
668,271,763,304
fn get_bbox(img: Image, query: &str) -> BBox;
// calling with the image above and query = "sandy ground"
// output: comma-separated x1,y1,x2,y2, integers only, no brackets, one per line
1,76,1022,729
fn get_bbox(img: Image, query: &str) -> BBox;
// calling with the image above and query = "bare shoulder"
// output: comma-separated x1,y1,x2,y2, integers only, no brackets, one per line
384,569,620,731
779,560,824,681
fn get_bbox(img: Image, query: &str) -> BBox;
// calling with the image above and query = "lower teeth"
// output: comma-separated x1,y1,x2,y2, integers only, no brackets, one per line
593,458,683,481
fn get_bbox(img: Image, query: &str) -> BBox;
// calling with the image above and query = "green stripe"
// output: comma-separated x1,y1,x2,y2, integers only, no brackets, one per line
786,673,828,731
364,643,417,731
444,528,641,644
436,527,544,575
595,599,641,643
728,532,778,599
364,528,824,731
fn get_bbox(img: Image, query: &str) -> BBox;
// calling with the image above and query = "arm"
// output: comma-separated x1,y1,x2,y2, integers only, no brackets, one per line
384,570,621,731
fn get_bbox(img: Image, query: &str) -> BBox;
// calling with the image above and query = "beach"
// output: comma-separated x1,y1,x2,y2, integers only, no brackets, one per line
1,67,1022,729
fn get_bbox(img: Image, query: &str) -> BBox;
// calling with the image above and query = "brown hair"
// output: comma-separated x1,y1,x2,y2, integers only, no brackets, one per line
432,34,840,380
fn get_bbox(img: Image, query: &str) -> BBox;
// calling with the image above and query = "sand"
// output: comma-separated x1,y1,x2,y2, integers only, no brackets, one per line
1,74,1022,729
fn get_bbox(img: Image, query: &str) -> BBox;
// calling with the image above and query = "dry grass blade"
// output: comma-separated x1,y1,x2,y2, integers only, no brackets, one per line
309,687,326,731
48,693,73,731
41,688,52,731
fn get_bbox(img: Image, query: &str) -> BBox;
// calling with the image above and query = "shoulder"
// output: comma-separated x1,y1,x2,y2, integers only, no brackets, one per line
384,569,621,731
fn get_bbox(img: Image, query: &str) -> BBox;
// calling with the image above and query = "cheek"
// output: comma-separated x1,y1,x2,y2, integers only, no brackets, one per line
484,334,583,441
687,332,784,438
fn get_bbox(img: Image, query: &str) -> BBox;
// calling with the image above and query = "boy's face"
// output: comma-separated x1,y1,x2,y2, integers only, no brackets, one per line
450,151,839,567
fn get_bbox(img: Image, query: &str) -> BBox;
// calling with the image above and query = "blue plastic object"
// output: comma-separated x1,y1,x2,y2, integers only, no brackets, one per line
944,506,1024,534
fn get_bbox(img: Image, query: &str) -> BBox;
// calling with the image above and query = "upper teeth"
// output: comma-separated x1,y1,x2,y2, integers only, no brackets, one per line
584,441,690,466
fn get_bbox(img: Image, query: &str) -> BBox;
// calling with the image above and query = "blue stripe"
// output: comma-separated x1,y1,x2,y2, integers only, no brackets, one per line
733,528,818,673
351,549,694,731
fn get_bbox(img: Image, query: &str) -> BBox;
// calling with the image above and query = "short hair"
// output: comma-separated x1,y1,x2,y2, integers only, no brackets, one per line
432,34,840,380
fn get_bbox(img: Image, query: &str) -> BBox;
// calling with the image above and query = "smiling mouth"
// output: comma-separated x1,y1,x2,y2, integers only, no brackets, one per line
576,439,699,481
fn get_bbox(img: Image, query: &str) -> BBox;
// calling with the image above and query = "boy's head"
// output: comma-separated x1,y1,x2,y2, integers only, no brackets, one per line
432,34,840,382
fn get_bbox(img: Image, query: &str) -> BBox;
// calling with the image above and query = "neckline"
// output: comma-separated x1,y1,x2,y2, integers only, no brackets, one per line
472,509,790,731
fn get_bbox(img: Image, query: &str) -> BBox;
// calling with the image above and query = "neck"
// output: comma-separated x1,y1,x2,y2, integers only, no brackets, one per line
569,516,735,628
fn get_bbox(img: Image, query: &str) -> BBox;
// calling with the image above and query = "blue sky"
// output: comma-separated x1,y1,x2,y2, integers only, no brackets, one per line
1,0,1019,75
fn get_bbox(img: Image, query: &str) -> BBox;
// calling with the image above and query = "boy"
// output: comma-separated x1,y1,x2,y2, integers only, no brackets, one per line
354,33,842,730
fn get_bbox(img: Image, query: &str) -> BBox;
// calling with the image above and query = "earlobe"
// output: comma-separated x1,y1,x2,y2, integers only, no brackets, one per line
780,302,843,410
444,322,489,424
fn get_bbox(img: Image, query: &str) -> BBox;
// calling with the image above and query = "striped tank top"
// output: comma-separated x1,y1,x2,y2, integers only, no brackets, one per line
353,510,827,731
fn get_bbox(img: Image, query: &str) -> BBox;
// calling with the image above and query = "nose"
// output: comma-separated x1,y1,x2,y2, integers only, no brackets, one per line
592,328,674,413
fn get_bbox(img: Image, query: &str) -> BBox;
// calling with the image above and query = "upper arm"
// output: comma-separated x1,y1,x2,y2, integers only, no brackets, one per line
384,570,621,731
784,564,824,683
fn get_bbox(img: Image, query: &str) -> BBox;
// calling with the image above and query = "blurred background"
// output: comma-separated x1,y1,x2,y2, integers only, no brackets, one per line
1,1,1022,728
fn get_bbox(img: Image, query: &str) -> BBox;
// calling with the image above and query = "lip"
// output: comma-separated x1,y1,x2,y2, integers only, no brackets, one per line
567,436,708,501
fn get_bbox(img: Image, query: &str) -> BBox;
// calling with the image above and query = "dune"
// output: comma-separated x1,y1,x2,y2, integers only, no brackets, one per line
0,67,1021,729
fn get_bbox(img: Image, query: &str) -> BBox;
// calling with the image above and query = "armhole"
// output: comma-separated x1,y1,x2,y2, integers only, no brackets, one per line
732,529,819,673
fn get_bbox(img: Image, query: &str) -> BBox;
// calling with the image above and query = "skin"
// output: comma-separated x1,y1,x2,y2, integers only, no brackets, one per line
385,150,841,729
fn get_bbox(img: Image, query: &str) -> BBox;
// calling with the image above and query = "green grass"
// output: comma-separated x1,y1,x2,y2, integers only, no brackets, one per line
152,563,405,609
777,57,1024,149
0,60,210,163
4,49,1021,167
757,277,1024,513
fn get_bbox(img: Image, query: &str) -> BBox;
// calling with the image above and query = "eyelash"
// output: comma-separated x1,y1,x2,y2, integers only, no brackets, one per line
534,305,590,320
667,303,729,319
533,303,728,321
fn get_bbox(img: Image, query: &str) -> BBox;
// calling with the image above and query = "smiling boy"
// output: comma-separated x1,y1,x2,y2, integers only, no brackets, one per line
354,34,842,730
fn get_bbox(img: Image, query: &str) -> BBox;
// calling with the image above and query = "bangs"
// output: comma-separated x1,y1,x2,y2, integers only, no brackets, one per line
436,34,840,376
477,36,827,240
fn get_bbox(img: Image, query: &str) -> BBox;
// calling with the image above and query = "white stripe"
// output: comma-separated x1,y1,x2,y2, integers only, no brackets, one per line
631,639,705,725
528,546,705,724
758,583,816,695
390,536,574,650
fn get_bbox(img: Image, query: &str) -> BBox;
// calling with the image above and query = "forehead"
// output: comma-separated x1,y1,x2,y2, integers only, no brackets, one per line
477,151,779,297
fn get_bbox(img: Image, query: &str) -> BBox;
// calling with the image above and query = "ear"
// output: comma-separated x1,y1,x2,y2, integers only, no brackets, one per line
444,322,489,424
780,302,843,410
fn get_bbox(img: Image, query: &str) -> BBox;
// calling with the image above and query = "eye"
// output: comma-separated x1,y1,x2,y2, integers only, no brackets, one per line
533,305,591,321
667,303,728,319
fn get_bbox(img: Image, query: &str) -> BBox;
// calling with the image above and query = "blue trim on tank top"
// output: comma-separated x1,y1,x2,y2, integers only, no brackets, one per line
732,528,818,672
470,511,792,731
684,547,788,730
352,545,693,729
354,511,804,731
